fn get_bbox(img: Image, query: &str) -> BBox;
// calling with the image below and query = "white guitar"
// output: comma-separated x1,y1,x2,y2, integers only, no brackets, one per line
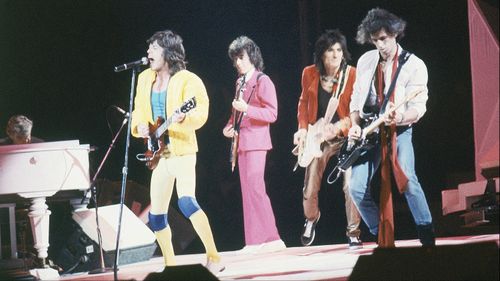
293,97,342,169
293,64,352,170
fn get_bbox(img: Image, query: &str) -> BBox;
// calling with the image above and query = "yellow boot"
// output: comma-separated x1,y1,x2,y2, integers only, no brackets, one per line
190,211,225,274
189,211,219,261
155,226,176,266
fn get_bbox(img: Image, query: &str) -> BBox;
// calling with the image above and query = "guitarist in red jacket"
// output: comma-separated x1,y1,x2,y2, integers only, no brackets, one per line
294,30,362,248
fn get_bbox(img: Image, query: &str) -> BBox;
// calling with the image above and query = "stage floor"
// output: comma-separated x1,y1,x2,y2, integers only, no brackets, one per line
54,234,499,281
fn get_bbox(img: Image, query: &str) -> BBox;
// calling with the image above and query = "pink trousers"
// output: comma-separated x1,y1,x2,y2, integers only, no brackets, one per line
238,150,281,245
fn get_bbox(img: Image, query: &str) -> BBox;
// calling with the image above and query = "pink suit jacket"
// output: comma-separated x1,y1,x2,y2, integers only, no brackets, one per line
226,71,278,152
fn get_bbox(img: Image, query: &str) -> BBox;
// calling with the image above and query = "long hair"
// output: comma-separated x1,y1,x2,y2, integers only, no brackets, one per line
313,29,351,75
147,30,186,75
228,36,264,71
356,8,406,45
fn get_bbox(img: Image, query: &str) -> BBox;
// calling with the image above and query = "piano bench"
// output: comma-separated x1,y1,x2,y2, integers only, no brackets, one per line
0,203,17,259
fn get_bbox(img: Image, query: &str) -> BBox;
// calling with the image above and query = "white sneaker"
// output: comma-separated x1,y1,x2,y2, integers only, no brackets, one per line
256,239,286,254
238,244,260,254
348,236,363,250
205,258,225,276
301,212,321,246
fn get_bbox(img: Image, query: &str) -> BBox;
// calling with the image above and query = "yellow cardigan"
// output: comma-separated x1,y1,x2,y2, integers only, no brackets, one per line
131,69,209,156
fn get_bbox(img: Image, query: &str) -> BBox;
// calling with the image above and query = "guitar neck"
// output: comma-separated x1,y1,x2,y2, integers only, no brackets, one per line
361,89,422,138
150,97,196,139
362,115,386,137
232,81,246,132
154,115,174,139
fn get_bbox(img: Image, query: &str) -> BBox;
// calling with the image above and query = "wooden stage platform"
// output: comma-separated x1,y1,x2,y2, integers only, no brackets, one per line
51,234,498,281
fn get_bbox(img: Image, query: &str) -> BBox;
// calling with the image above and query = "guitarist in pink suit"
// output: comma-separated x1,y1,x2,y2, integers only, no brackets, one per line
293,30,362,248
222,36,285,254
130,30,223,274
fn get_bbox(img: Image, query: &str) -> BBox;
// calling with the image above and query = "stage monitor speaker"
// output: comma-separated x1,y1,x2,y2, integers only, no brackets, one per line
144,264,218,280
349,241,499,280
48,204,157,274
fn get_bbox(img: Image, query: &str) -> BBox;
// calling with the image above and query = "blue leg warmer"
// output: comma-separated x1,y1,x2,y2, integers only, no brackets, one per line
178,196,201,218
149,212,168,232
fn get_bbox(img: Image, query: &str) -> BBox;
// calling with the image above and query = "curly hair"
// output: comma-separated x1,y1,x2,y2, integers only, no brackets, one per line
147,30,186,75
356,8,406,45
228,36,264,71
313,29,351,75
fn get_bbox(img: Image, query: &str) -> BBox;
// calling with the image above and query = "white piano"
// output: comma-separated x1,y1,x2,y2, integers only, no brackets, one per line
0,140,90,277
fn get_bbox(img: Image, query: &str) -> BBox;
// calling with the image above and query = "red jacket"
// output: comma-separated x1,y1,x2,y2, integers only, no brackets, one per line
297,64,356,136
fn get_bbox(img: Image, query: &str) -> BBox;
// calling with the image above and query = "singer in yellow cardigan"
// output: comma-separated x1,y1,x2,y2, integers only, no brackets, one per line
131,29,223,274
131,68,208,154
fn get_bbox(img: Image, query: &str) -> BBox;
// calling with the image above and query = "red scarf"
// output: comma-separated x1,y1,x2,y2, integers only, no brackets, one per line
376,48,409,248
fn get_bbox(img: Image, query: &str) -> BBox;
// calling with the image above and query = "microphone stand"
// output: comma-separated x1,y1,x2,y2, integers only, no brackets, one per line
84,115,129,275
113,66,138,281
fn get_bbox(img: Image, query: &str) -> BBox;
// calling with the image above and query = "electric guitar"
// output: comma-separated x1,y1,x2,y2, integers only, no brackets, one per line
229,75,247,172
136,97,196,170
294,119,324,168
336,90,423,172
293,97,341,169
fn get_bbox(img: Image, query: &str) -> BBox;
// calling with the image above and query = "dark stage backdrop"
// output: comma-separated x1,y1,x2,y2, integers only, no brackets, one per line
0,0,477,251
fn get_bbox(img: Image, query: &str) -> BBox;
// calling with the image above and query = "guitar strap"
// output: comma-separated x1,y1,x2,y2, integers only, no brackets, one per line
234,72,265,129
324,62,349,124
379,50,411,114
333,61,349,99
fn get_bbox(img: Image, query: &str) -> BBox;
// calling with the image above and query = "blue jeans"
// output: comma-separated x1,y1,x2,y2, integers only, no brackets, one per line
348,127,433,235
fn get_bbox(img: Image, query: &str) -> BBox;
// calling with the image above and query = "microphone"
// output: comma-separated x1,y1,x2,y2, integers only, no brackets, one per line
111,105,130,117
114,57,149,72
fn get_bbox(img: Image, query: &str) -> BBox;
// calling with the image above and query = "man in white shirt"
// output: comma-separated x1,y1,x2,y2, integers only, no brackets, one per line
347,8,435,247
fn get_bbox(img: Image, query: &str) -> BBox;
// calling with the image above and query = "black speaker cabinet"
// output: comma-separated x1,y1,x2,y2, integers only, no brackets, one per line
349,241,499,280
144,264,218,281
48,205,157,274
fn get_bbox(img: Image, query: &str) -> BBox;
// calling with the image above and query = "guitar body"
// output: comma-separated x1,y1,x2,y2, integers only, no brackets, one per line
228,75,247,172
296,116,350,168
229,132,239,172
337,135,377,171
335,89,423,173
144,117,166,170
297,118,325,168
136,97,197,170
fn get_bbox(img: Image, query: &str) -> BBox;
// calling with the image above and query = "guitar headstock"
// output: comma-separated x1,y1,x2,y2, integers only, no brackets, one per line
180,97,197,113
238,74,247,88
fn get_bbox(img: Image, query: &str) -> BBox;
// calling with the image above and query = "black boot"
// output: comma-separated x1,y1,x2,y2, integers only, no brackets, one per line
416,223,435,247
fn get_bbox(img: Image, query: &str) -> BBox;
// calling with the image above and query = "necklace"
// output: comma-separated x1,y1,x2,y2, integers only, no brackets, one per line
320,75,338,84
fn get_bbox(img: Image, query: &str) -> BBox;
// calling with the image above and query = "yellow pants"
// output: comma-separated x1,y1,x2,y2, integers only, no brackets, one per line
150,153,220,265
